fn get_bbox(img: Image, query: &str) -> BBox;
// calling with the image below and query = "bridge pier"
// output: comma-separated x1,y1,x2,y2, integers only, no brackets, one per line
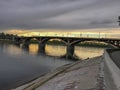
38,42,46,53
22,41,29,49
66,44,75,59
14,42,21,47
115,41,120,48
14,38,22,46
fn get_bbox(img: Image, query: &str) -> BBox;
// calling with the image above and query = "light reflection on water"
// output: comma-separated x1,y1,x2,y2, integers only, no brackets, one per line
0,43,76,69
0,42,74,90
29,44,39,55
27,44,105,59
45,45,66,57
0,43,24,57
74,46,104,59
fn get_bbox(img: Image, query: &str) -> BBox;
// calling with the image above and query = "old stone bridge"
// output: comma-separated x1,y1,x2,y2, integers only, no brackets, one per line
14,36,120,59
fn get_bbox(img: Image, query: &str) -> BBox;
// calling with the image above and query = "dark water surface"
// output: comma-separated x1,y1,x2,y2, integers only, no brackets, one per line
0,42,73,90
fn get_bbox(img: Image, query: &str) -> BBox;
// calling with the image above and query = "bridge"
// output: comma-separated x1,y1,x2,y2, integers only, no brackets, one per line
14,36,120,59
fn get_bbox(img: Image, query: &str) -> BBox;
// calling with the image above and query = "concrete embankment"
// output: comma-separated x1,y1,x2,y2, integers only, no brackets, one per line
13,56,104,90
104,49,120,90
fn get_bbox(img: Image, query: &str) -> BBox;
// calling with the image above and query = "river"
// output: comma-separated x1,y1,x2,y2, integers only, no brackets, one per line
0,42,108,90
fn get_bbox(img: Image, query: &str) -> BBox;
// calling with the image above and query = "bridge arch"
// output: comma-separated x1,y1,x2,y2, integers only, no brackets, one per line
70,39,118,48
38,38,68,54
14,36,120,59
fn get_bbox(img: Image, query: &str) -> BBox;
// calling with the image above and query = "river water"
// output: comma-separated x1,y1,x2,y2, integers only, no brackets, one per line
0,42,107,90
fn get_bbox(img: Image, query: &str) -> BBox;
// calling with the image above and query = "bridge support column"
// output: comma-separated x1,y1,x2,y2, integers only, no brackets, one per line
38,42,46,53
14,39,21,46
115,41,120,48
14,41,21,47
22,41,29,49
66,44,74,59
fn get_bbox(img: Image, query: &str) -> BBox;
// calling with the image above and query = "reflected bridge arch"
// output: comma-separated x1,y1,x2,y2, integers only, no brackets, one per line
14,36,120,59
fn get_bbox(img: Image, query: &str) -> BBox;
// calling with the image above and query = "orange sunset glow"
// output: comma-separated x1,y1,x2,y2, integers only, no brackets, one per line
5,28,120,39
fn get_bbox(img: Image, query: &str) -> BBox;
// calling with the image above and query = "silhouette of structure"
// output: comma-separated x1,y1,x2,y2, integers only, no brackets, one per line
13,16,120,59
14,36,120,59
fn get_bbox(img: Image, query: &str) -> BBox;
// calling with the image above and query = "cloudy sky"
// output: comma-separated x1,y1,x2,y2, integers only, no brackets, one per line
0,0,120,31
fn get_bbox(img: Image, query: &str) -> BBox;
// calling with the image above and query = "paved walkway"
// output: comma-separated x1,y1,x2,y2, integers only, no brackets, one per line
20,56,104,90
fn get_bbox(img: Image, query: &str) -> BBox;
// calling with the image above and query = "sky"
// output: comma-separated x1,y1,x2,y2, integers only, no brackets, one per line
0,0,120,32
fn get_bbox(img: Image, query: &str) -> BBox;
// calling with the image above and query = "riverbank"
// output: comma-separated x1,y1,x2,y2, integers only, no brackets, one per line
14,56,105,90
0,39,13,44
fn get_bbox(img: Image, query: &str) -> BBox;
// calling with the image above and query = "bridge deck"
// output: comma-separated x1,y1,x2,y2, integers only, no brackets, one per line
22,36,120,41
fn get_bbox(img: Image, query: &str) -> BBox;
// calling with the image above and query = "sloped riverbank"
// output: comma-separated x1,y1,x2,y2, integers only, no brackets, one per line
14,56,105,90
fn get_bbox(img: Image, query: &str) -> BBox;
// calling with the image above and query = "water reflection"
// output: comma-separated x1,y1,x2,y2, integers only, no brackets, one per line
20,43,106,59
45,45,66,57
75,46,104,59
29,44,39,55
0,42,73,90
0,42,24,56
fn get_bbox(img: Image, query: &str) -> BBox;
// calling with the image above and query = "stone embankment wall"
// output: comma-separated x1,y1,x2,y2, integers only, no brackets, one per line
104,49,120,90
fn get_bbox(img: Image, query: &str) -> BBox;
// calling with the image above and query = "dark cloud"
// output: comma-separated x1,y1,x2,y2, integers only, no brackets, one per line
0,0,120,30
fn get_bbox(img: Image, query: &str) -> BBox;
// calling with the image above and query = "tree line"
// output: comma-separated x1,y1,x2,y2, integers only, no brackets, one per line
0,32,17,40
